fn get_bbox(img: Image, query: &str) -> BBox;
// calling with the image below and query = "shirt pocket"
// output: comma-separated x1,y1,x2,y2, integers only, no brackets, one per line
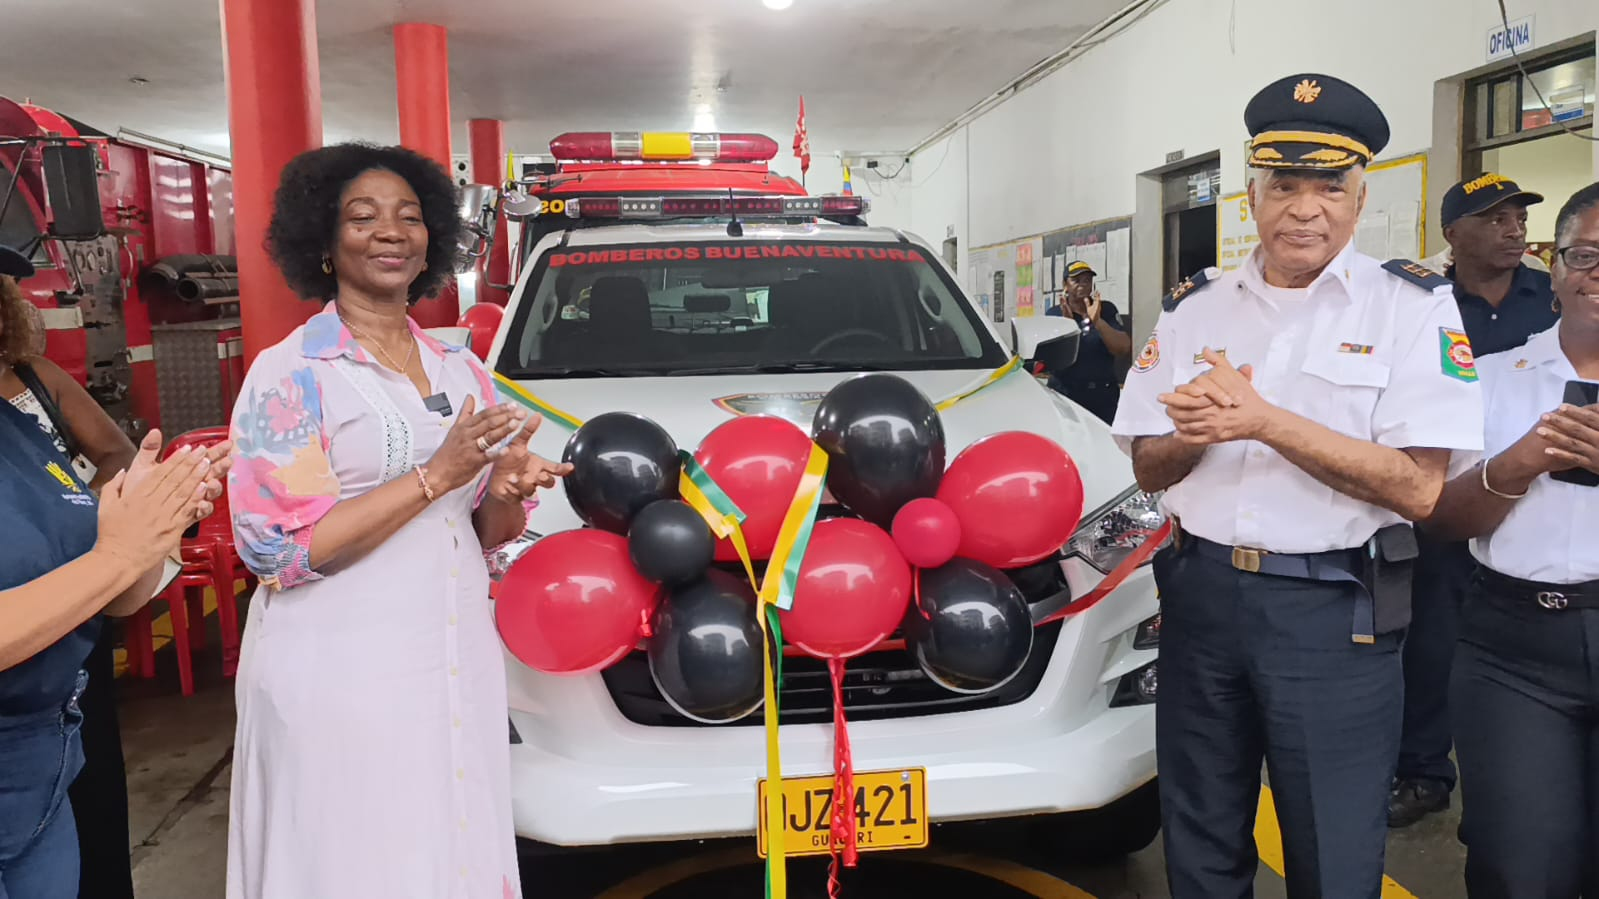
1298,351,1392,438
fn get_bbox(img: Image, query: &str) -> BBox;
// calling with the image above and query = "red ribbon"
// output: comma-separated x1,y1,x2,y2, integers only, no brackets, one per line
827,657,856,898
1032,520,1171,627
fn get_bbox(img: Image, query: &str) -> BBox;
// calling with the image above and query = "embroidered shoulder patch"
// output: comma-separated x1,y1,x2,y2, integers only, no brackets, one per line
1382,259,1451,291
1133,331,1161,373
1162,267,1221,312
1439,327,1478,382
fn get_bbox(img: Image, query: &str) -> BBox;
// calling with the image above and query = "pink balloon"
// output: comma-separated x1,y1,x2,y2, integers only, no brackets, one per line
891,498,962,569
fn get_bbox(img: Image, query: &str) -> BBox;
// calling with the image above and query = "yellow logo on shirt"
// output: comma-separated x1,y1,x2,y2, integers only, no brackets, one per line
46,461,81,493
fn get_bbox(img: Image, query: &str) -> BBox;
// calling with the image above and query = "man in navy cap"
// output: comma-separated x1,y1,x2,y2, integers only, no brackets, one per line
1044,260,1131,423
1389,174,1558,828
1113,74,1484,898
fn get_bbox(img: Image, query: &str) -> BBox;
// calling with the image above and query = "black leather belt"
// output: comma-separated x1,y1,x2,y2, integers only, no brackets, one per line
1180,533,1374,643
1476,566,1599,610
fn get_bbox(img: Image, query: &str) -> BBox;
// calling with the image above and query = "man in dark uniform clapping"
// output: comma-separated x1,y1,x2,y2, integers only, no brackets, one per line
1045,261,1131,424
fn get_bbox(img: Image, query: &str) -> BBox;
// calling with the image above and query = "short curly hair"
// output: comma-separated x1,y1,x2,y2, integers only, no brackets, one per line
0,275,42,364
266,143,462,303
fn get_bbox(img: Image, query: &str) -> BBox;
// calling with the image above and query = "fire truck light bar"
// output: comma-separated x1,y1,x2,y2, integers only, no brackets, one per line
563,195,871,220
549,132,780,163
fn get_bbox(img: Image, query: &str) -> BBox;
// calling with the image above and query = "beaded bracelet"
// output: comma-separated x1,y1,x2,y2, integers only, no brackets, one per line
415,465,437,503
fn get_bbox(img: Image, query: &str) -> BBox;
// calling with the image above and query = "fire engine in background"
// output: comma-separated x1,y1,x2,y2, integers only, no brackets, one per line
0,96,241,442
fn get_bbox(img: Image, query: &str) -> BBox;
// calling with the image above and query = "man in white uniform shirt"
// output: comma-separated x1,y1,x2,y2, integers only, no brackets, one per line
1111,73,1485,898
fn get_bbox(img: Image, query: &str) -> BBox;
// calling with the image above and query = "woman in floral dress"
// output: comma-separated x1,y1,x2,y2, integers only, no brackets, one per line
225,144,568,899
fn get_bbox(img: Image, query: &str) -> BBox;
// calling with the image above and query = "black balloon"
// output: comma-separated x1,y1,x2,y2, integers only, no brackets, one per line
629,500,715,586
648,569,765,724
903,558,1033,695
811,373,945,528
562,412,681,534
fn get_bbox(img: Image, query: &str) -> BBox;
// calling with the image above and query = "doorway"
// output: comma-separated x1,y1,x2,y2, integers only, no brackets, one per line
1161,158,1221,289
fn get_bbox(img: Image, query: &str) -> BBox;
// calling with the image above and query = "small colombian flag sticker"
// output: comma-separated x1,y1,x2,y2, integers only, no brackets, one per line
1439,327,1477,382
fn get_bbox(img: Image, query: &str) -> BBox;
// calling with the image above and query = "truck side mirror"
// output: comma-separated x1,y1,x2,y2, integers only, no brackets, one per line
41,145,104,240
455,183,499,271
1011,317,1081,371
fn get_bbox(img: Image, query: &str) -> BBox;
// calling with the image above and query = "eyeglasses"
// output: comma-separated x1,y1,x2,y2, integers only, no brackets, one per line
1556,246,1599,271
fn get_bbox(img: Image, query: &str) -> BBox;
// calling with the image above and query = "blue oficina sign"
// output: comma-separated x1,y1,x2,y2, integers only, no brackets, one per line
1487,16,1535,62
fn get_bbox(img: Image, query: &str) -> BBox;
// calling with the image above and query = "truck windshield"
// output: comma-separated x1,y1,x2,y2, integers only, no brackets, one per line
497,240,1011,379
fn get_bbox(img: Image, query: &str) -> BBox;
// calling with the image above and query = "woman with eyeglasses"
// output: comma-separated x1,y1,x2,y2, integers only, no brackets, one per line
1426,181,1599,897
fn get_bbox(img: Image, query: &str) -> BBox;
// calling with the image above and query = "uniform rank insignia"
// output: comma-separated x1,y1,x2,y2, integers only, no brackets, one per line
1134,331,1161,373
1381,258,1451,291
1338,342,1374,355
1439,328,1478,382
1162,266,1220,312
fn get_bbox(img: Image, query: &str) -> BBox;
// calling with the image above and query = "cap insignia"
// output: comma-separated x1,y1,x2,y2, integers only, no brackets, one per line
1293,79,1322,104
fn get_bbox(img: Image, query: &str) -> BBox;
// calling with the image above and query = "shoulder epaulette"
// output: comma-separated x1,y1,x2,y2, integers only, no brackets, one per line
1381,259,1451,291
1162,266,1221,312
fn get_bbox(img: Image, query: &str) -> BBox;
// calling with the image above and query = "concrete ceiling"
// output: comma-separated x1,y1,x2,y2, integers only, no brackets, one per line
0,0,1128,177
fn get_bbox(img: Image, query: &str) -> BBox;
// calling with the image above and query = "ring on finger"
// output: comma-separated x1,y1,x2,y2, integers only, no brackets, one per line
476,436,492,452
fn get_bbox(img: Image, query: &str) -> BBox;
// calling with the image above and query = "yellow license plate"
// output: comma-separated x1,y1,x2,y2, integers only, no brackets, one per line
756,768,928,858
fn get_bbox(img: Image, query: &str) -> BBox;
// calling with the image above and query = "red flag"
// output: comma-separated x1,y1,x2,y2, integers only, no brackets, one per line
793,95,811,175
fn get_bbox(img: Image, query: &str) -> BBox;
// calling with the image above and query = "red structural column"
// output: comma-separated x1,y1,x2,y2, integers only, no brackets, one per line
221,0,322,366
394,22,458,327
468,118,511,306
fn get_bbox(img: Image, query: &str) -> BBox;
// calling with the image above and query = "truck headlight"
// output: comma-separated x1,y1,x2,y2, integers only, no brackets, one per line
488,529,542,582
1065,487,1169,574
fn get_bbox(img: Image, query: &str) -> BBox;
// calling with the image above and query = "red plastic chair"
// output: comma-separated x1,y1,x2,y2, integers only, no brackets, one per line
124,426,254,696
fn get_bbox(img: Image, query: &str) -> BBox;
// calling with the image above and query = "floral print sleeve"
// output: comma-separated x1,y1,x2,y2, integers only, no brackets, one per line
228,349,341,590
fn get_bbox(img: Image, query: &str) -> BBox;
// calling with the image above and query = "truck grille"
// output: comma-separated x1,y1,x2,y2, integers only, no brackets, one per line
600,555,1071,727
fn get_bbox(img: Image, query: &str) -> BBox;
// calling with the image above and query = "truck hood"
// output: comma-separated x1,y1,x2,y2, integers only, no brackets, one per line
506,367,1134,535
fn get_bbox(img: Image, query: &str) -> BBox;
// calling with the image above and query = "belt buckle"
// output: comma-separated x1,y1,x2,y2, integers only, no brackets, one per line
1232,546,1265,573
1537,591,1570,610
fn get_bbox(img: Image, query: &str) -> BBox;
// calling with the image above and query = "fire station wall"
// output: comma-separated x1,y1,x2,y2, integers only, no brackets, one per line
907,0,1599,337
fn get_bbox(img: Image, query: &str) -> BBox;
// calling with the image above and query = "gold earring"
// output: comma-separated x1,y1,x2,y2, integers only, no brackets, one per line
322,258,333,275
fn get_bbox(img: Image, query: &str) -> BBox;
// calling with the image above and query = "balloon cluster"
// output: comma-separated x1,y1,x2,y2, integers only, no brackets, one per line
495,373,1087,721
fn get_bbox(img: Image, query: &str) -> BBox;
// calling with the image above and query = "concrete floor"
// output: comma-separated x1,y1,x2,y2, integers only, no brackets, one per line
116,633,1467,899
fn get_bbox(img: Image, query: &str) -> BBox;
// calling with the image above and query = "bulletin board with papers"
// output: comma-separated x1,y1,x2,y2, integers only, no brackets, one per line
1217,151,1429,273
970,216,1133,326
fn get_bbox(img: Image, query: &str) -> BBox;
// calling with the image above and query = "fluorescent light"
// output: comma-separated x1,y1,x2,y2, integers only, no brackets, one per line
693,112,717,131
763,0,793,9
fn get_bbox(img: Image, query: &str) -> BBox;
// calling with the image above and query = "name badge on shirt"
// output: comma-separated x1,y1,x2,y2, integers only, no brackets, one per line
424,393,453,417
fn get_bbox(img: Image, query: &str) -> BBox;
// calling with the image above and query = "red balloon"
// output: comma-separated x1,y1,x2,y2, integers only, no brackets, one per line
496,529,659,675
457,302,505,362
694,415,814,562
780,519,912,659
936,432,1086,569
891,498,962,569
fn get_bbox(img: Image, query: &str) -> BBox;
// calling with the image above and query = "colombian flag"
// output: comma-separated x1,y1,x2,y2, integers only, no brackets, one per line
842,164,853,196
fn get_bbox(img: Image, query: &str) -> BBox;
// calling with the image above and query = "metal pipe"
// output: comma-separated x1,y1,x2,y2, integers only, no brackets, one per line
115,129,232,169
144,254,238,290
176,275,240,302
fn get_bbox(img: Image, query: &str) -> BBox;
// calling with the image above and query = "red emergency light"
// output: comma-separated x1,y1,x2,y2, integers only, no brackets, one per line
549,132,780,164
563,194,870,220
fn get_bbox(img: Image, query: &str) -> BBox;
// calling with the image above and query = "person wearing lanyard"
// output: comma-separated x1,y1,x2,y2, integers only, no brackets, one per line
1112,73,1484,898
1390,174,1557,828
1045,261,1131,424
0,247,226,899
1425,181,1599,897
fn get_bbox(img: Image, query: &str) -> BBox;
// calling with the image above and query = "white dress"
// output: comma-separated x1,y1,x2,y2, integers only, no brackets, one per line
224,305,522,899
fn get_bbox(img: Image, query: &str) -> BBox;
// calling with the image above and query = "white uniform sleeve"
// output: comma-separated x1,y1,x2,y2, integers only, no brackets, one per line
1110,308,1181,456
1371,285,1486,468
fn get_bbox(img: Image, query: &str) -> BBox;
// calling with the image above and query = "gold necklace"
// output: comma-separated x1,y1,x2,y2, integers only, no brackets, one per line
340,315,416,374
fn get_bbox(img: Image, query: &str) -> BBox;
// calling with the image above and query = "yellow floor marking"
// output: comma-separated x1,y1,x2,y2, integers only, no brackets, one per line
593,844,1099,898
1256,786,1419,898
113,583,234,678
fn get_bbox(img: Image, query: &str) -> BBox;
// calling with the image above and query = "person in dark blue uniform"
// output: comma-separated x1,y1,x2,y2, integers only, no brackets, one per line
1389,174,1558,827
1113,74,1485,898
0,246,224,899
1044,261,1131,423
1424,182,1599,896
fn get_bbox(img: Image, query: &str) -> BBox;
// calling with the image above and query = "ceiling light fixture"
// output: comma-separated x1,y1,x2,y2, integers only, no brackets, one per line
762,0,793,10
